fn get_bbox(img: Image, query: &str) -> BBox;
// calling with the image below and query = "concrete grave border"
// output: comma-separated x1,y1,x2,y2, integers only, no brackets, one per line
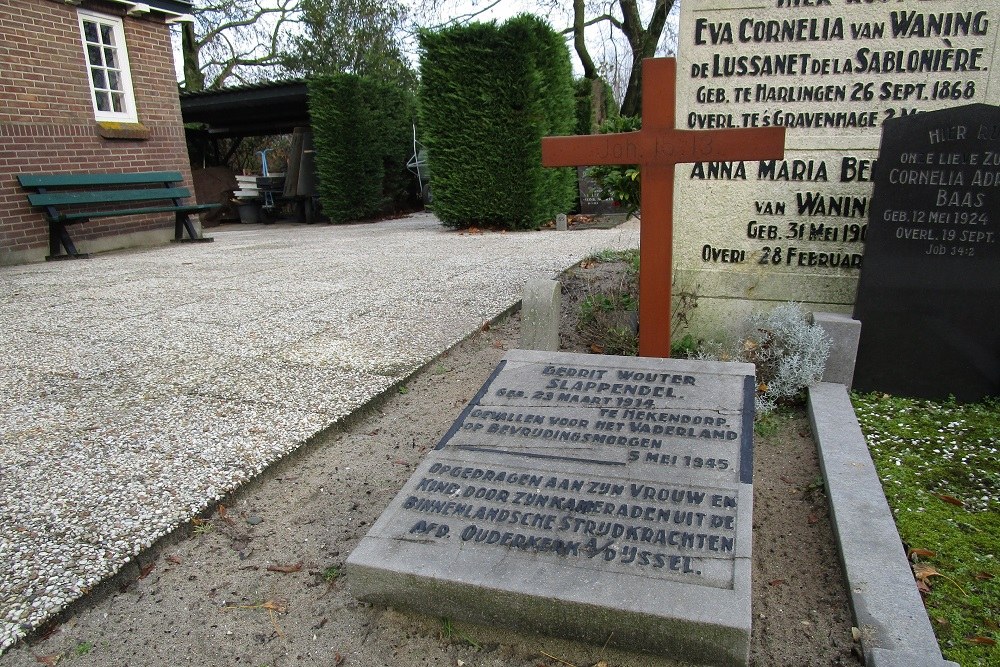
807,383,958,667
519,278,561,351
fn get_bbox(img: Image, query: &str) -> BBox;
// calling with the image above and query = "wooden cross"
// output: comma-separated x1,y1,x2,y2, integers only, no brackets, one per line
543,58,786,357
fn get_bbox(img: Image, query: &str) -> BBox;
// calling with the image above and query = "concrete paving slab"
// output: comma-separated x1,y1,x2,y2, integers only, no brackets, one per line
0,213,638,653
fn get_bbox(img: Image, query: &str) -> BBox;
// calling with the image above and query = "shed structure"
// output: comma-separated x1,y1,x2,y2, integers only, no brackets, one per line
180,80,311,140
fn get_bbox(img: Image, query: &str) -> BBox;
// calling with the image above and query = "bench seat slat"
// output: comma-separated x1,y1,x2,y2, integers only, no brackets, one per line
28,187,192,207
56,203,218,222
18,172,184,188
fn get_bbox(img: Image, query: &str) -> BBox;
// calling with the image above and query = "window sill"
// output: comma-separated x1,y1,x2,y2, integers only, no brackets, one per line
96,121,150,140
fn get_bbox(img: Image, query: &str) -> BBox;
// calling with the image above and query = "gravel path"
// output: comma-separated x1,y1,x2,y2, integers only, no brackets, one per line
0,275,859,667
0,214,639,654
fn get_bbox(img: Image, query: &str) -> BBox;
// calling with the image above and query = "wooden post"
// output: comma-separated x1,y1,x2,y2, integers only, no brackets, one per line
542,58,786,357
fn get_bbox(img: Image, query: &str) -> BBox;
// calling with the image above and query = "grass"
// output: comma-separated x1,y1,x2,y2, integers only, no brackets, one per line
575,249,640,356
584,248,639,272
438,617,480,648
851,393,999,665
579,292,637,323
753,406,796,437
190,517,213,536
575,248,699,358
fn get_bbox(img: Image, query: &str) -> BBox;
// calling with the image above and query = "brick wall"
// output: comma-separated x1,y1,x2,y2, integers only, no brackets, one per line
0,0,195,264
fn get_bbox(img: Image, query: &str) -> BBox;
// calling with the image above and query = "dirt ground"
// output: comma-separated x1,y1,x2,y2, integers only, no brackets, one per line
2,258,862,667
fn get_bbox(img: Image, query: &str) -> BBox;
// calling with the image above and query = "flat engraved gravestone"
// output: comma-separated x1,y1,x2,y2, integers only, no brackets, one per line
854,104,1000,401
348,349,756,667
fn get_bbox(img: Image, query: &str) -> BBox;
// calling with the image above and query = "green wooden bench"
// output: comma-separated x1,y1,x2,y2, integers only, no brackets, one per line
18,171,217,260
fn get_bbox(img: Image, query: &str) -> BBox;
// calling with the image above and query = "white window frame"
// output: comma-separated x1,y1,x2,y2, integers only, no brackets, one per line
77,9,139,123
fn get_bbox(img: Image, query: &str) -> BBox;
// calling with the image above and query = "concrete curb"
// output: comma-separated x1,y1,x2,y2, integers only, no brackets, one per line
807,383,958,667
810,311,861,387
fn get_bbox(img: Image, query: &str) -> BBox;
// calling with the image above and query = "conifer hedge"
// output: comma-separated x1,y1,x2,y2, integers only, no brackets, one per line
308,74,415,223
418,15,576,229
574,77,618,135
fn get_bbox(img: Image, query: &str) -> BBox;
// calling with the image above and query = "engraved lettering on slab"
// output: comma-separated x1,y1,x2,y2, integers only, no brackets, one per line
674,0,1000,338
348,350,756,666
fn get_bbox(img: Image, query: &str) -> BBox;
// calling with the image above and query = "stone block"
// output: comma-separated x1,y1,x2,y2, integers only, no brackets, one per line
673,1,999,346
853,104,1000,401
868,648,959,667
519,279,560,352
808,383,951,666
556,213,568,231
348,350,757,666
810,311,861,387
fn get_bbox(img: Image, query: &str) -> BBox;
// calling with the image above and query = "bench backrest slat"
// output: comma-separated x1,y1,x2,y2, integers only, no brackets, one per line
28,187,192,207
18,172,184,188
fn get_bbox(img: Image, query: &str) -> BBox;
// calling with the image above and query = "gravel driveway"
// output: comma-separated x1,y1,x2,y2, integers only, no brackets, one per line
0,213,639,653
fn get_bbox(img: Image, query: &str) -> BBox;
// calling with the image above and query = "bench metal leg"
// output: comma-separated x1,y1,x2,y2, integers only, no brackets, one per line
46,221,88,260
173,212,214,244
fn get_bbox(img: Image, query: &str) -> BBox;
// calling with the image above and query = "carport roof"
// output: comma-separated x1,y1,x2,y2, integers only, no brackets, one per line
179,80,311,138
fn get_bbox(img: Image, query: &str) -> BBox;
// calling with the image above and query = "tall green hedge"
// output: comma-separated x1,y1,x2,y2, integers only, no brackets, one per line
419,15,576,230
574,77,618,135
308,74,415,223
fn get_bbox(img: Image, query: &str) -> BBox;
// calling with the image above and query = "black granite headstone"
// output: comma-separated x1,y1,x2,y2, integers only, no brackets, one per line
854,104,1000,402
577,167,619,215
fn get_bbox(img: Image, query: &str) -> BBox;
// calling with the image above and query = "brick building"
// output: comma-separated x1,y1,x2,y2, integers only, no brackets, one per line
0,0,195,265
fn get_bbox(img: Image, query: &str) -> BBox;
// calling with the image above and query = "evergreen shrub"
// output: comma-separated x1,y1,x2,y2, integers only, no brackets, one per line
419,15,576,229
574,77,617,135
308,74,415,223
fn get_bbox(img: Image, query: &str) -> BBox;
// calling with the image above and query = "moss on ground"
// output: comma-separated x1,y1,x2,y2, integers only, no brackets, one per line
852,393,1000,666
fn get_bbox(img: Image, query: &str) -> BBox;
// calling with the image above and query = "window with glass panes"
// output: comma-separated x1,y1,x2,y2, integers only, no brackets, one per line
78,10,138,122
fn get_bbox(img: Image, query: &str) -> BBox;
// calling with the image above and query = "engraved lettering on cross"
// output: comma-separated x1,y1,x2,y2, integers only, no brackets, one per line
542,58,786,357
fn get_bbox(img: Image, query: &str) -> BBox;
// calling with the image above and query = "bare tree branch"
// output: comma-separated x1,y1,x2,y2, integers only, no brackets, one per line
182,0,302,91
561,0,675,116
561,12,622,34
572,0,598,80
426,0,502,30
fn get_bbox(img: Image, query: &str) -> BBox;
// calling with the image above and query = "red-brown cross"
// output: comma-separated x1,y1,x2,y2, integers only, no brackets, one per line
543,58,786,357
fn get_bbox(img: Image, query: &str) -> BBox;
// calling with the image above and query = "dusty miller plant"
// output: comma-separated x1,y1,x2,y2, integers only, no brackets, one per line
699,303,832,414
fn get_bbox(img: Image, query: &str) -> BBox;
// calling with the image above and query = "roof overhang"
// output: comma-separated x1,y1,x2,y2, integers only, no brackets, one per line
180,81,311,138
78,0,194,21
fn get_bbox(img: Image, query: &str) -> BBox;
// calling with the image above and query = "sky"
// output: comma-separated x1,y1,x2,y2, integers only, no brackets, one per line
411,0,681,81
172,0,680,98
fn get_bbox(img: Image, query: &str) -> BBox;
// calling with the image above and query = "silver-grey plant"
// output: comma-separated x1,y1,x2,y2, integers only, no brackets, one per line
697,303,832,414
